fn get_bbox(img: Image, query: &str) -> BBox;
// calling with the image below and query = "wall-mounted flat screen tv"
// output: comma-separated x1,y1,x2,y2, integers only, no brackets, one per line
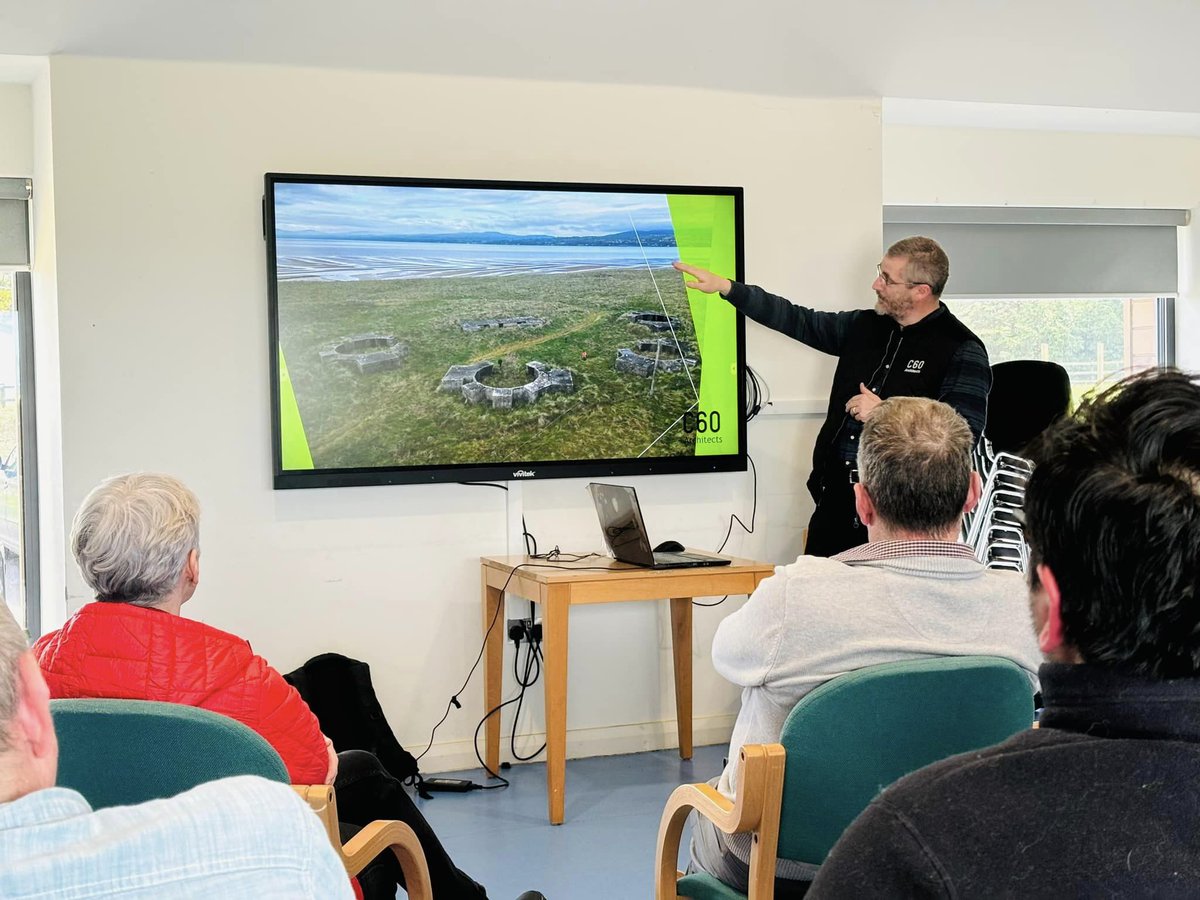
265,173,746,488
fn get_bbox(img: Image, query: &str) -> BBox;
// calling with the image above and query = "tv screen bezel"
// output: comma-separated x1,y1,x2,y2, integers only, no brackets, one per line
265,172,747,490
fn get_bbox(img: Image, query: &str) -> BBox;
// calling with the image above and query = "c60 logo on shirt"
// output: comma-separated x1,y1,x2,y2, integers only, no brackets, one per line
905,359,925,373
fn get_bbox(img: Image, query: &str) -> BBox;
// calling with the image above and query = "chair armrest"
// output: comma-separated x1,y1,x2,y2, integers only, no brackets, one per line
654,743,786,900
341,819,432,898
293,784,433,900
293,785,342,848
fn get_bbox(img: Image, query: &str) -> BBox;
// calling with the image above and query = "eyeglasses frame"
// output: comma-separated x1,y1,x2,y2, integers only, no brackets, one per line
875,263,930,289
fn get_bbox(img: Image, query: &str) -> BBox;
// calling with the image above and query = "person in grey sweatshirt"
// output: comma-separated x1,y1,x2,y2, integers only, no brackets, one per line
689,396,1041,897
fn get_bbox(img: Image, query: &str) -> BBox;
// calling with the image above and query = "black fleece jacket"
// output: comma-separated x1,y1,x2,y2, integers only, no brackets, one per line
722,282,990,501
808,663,1200,898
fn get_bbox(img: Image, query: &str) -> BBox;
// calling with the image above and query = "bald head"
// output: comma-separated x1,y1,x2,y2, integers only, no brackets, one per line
0,603,28,750
0,600,56,801
857,397,975,537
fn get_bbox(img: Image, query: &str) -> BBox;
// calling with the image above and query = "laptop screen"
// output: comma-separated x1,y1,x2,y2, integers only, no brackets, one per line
587,483,655,566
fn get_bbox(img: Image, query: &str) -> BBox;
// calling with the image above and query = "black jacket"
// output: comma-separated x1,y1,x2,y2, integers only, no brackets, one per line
724,283,990,501
809,663,1200,898
284,652,421,784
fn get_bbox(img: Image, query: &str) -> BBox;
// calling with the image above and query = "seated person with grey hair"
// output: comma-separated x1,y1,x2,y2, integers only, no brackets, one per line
689,397,1041,897
36,473,544,900
0,600,353,898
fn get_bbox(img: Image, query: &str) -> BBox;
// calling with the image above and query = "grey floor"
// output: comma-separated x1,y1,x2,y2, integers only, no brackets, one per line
416,743,727,900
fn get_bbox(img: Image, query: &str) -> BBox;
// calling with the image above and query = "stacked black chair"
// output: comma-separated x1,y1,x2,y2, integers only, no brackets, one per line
966,360,1072,572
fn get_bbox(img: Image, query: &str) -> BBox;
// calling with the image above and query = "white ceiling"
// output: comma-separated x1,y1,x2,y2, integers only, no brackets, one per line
1,0,1198,118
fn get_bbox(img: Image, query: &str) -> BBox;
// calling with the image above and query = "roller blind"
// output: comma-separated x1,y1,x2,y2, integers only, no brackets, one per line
0,178,31,266
883,206,1186,296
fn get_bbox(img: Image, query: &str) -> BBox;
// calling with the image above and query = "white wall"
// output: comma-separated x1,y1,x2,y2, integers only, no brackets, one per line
884,124,1200,371
45,56,881,768
0,83,32,175
885,125,1200,208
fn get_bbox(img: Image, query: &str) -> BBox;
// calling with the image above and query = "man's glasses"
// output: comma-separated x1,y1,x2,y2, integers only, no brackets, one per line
876,263,928,289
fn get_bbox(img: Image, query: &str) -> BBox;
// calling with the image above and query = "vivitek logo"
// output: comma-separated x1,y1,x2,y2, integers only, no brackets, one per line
512,470,536,478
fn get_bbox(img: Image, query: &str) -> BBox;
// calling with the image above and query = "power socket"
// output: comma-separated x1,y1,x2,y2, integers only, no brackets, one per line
506,618,543,644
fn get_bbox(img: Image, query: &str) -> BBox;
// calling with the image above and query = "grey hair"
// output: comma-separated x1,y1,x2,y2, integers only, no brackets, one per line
857,397,973,535
0,602,29,748
886,236,950,297
70,473,200,607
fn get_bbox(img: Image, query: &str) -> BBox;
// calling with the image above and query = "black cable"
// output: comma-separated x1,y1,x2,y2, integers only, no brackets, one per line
530,547,595,562
463,636,546,789
745,365,772,422
715,454,758,554
697,454,759,609
417,562,622,784
458,481,509,492
471,697,516,788
509,635,547,762
414,561,528,762
521,515,538,556
466,562,617,780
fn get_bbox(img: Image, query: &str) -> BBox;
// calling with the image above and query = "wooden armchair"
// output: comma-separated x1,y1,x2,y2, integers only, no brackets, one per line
294,783,430,893
655,656,1036,899
656,743,787,900
51,698,431,900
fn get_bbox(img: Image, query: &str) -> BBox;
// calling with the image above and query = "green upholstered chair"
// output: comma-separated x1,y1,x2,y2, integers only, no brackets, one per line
655,656,1035,900
50,698,433,899
52,698,289,808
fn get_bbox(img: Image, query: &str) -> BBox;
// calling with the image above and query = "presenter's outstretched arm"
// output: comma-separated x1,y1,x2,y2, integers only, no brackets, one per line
673,261,732,296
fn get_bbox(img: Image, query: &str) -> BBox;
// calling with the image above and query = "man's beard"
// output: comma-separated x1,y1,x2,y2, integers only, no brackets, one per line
875,293,913,320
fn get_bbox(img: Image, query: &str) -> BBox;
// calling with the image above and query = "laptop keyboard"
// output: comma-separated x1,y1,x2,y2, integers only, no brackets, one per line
654,551,708,564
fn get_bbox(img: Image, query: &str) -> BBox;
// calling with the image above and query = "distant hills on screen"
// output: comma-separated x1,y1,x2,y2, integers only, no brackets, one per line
286,228,679,247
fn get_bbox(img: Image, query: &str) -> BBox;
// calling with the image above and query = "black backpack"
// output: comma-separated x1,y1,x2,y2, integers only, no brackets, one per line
284,652,426,794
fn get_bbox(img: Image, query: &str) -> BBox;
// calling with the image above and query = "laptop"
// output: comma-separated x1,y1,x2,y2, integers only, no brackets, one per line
587,483,732,569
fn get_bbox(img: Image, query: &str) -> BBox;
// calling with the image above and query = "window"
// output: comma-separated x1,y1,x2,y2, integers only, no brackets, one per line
883,205,1184,405
0,177,38,636
0,271,29,632
952,295,1173,401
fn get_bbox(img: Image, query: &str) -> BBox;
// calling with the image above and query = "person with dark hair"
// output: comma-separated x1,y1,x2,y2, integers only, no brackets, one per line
810,368,1200,897
675,236,990,556
688,397,1040,897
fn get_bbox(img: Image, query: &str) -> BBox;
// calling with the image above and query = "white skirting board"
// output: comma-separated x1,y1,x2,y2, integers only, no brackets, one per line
417,713,739,775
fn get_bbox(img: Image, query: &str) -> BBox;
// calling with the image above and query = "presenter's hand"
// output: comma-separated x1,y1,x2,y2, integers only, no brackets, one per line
673,261,732,296
323,735,339,785
845,383,882,422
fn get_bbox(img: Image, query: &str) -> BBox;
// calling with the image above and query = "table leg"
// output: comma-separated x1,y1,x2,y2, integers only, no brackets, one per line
482,579,504,777
543,598,568,824
670,596,693,760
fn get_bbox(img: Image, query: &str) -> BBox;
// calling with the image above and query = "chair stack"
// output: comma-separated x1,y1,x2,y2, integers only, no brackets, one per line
965,359,1073,575
965,446,1032,572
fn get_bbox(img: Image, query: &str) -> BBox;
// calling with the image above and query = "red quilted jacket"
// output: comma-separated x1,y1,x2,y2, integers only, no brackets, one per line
34,602,328,784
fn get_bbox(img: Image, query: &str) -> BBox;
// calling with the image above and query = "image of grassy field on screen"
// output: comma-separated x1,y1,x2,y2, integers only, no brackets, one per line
274,184,726,470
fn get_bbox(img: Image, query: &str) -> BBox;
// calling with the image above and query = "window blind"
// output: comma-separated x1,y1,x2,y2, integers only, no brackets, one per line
883,206,1186,296
0,178,31,266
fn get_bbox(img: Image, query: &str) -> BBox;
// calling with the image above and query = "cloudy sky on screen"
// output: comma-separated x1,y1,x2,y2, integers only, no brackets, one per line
274,182,674,238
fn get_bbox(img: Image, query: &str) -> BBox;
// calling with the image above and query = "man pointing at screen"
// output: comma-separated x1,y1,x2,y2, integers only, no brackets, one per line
675,237,991,556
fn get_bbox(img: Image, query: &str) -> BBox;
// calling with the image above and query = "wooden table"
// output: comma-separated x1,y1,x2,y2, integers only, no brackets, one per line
480,553,775,824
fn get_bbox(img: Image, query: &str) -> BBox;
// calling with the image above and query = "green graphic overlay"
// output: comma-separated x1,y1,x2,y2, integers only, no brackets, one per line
667,194,738,456
278,349,314,470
